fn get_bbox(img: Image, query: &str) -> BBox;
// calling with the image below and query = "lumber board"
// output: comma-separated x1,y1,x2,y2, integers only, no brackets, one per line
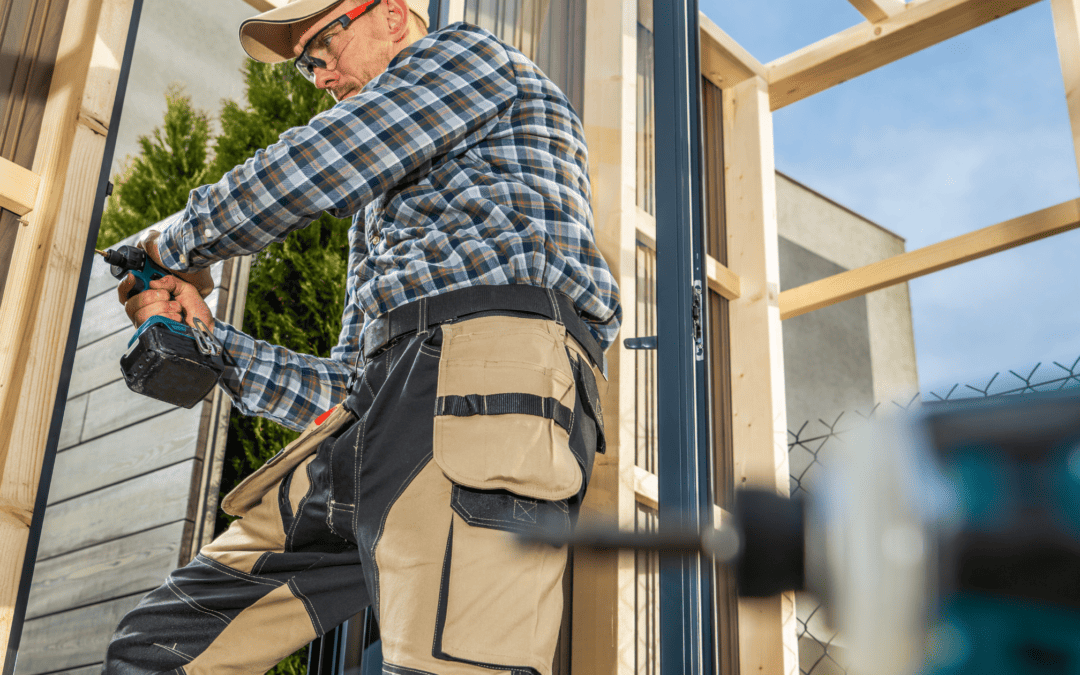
15,593,142,675
1053,0,1080,181
36,460,193,560
706,254,742,300
778,199,1080,320
0,157,40,217
723,76,798,675
24,521,184,620
574,0,638,672
48,406,203,504
699,13,765,91
633,466,659,510
58,394,88,451
848,0,908,23
767,0,1043,110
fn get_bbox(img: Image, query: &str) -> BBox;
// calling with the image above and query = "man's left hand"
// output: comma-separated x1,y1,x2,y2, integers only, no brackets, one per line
137,230,215,298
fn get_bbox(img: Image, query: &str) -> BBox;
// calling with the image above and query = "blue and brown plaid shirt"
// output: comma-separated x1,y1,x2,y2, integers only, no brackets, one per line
157,23,621,431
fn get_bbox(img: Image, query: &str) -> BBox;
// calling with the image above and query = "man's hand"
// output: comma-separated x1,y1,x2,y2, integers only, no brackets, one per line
120,274,215,332
136,230,215,299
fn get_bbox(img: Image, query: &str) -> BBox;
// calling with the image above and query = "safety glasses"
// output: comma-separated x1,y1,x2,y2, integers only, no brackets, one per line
294,0,382,83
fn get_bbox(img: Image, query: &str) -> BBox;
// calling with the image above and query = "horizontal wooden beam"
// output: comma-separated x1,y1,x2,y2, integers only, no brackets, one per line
700,13,765,91
767,0,1042,110
634,466,732,525
0,158,41,217
635,206,656,249
634,465,659,510
779,198,1080,320
706,254,741,300
848,0,908,23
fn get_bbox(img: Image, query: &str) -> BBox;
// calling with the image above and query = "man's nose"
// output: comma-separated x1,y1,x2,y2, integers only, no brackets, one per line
314,66,336,90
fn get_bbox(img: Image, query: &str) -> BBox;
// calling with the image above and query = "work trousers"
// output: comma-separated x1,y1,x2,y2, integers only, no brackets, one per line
102,312,604,675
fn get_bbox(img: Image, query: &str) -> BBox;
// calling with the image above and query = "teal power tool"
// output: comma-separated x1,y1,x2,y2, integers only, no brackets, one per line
95,245,225,408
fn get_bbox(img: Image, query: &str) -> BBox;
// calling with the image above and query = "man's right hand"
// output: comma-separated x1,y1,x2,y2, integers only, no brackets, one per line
119,274,215,332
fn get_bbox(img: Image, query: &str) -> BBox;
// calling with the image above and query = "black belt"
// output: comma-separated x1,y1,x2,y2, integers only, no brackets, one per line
360,285,605,371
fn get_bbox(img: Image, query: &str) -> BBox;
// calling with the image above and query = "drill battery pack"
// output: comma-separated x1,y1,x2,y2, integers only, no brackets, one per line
121,316,225,409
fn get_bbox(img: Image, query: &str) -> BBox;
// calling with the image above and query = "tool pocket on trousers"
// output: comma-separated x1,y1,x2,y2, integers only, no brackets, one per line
432,315,582,501
433,513,567,675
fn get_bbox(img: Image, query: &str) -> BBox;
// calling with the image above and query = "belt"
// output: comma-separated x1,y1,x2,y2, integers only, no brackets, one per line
360,285,605,371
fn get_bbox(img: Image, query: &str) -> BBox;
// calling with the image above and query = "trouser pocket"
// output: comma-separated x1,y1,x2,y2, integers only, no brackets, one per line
426,315,596,675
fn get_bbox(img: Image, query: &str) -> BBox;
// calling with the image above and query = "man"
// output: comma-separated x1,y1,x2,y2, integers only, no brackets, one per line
103,0,620,673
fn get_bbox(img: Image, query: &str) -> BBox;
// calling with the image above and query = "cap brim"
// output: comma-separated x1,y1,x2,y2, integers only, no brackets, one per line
239,0,432,64
239,0,343,63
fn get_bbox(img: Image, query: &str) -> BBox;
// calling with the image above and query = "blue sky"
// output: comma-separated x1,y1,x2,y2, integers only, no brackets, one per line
697,1,1079,397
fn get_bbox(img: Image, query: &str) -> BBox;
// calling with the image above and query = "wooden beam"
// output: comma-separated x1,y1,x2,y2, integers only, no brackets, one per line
767,0,1042,110
779,199,1080,320
0,159,41,217
1053,0,1080,183
847,0,908,23
634,466,659,509
723,75,798,675
0,0,137,664
706,254,741,300
700,13,765,91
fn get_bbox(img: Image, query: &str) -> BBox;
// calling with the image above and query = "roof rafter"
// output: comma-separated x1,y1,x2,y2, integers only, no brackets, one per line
699,13,765,90
848,0,908,23
768,0,1042,110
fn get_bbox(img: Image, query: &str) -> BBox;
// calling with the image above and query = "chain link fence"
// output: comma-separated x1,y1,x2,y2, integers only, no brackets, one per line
787,356,1080,675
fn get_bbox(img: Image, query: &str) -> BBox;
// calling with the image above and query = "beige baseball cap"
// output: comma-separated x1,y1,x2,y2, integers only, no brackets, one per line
239,0,430,63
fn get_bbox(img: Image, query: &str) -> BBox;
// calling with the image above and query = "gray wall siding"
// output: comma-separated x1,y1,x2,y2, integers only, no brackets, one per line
16,229,244,675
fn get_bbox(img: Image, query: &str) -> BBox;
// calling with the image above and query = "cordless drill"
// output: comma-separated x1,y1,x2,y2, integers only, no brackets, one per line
95,245,225,408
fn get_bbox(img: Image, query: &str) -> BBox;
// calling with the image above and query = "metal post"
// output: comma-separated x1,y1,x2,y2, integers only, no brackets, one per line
651,0,715,673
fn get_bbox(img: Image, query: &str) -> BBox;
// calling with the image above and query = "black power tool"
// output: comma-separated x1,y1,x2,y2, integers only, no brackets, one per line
96,245,226,408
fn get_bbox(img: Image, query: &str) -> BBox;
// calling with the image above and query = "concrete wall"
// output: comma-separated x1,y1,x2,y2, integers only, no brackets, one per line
776,172,919,429
111,0,256,175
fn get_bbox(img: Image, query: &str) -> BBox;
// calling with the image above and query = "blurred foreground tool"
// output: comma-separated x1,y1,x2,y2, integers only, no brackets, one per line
528,390,1080,675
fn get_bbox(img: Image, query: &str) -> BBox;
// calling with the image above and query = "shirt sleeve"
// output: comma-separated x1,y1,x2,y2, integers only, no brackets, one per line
213,319,359,431
156,28,519,272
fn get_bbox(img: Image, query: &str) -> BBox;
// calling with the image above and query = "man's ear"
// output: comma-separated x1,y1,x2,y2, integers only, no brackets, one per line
385,0,411,40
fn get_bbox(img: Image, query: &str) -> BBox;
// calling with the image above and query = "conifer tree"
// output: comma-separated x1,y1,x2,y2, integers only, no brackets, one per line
97,87,212,248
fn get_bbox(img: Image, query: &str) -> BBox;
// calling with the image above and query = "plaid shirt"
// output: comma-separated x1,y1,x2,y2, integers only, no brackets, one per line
157,23,621,431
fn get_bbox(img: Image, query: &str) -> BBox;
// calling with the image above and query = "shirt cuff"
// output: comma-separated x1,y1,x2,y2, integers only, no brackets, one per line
156,221,195,272
213,319,255,401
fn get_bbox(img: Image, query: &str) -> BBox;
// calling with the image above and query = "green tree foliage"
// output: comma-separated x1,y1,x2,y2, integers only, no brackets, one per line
97,87,212,248
99,64,349,675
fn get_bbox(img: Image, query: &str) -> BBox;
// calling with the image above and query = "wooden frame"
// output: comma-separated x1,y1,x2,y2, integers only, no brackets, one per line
0,0,137,664
722,75,798,675
848,0,907,24
1053,0,1080,179
0,158,40,217
767,0,1043,110
778,199,1080,320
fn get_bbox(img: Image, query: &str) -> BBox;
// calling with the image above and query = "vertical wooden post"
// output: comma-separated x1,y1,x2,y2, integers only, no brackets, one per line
1052,0,1080,184
574,0,638,671
0,0,136,665
722,75,798,675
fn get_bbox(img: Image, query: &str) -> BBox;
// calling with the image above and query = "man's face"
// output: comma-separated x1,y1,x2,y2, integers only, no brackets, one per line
292,0,405,102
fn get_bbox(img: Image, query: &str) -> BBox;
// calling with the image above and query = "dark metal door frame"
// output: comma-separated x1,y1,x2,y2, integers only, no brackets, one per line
652,0,716,674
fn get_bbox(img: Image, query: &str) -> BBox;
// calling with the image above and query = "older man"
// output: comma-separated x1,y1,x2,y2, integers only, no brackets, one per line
103,0,619,673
